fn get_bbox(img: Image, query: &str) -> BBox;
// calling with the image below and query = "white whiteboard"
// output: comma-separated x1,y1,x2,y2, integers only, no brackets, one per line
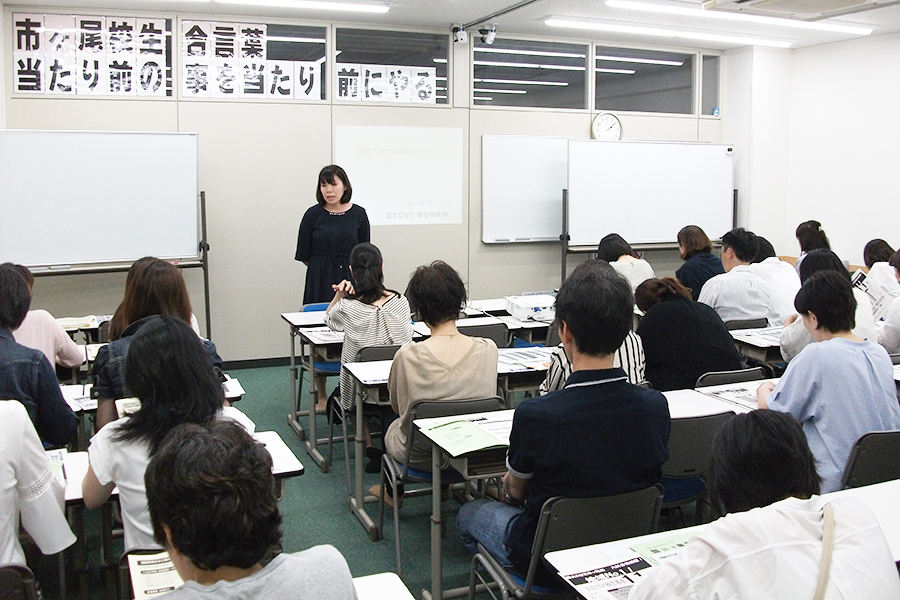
0,130,199,267
482,135,567,243
567,140,734,247
335,126,463,226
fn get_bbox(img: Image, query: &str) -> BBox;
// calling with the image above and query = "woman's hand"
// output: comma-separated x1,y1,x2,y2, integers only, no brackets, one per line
757,381,775,409
332,279,355,298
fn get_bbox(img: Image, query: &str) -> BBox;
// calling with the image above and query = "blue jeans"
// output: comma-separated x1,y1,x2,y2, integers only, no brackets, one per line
457,499,524,569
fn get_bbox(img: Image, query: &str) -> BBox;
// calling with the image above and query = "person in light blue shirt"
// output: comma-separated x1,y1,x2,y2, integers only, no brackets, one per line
757,270,900,493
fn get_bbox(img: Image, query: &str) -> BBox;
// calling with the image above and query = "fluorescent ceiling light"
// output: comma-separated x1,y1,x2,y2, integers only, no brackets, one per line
474,60,585,70
596,54,683,66
213,0,391,13
475,78,568,86
596,68,636,74
545,18,793,48
474,88,527,94
475,47,585,59
474,96,493,101
605,0,872,35
433,58,448,63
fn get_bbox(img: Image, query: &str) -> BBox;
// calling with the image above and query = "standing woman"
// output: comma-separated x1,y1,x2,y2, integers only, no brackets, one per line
675,225,724,301
295,165,370,305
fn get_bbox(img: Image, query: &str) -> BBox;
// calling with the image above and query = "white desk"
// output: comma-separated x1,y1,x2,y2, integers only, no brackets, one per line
353,572,416,600
412,315,507,339
545,479,900,599
730,325,784,362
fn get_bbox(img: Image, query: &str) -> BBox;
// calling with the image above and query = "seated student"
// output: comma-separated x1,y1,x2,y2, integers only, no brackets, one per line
540,260,645,392
145,421,356,599
10,264,84,370
83,317,252,551
699,228,774,326
324,242,413,470
629,410,900,599
596,233,656,291
794,219,834,275
376,261,497,496
93,257,222,429
674,225,724,301
635,278,742,391
457,261,671,586
878,250,900,353
747,236,801,326
863,238,900,299
0,400,75,567
758,271,900,493
780,249,877,361
0,264,76,447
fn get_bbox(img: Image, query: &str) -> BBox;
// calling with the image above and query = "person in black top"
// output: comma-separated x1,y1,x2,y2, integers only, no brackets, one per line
636,277,742,391
675,225,724,301
295,165,370,306
457,260,671,586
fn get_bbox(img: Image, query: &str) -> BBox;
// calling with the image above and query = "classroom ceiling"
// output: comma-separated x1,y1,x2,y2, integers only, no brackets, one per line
8,0,900,50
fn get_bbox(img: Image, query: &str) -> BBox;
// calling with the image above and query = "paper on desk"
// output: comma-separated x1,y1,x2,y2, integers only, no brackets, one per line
85,343,106,362
630,530,696,566
697,381,769,411
853,270,892,322
223,376,245,399
558,555,654,600
301,326,345,345
419,414,511,457
61,384,96,412
497,347,555,371
46,449,67,485
116,397,142,418
128,551,183,599
56,315,100,330
730,326,783,348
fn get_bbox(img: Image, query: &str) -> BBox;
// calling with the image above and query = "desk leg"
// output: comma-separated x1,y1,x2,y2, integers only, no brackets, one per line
430,445,443,600
303,340,329,472
349,378,379,540
286,327,305,441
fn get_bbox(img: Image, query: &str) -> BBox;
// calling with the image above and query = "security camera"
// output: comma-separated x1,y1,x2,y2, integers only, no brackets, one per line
479,24,498,45
452,25,468,44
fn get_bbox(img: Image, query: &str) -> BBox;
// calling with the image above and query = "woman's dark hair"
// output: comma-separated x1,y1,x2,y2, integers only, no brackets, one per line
349,243,389,305
677,225,712,260
863,239,894,269
555,260,632,356
146,421,282,571
315,164,352,206
406,261,467,327
708,411,820,515
890,250,900,272
751,236,777,264
796,220,830,253
597,233,638,263
10,264,34,290
0,263,32,331
794,270,856,333
115,316,223,456
109,258,192,341
634,277,692,313
798,249,848,284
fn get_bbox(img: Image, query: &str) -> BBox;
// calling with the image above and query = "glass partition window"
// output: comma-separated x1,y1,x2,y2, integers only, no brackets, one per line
335,28,448,104
472,38,588,109
595,46,694,114
701,54,720,116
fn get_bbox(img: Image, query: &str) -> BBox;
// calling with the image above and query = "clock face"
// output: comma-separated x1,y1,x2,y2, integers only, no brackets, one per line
592,112,622,141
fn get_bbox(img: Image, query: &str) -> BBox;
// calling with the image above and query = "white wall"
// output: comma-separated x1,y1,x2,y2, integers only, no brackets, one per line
784,32,900,266
2,7,726,361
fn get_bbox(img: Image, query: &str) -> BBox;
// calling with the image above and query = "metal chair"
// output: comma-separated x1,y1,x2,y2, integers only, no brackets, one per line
327,344,402,493
468,486,664,600
840,430,900,489
457,322,509,348
379,395,505,577
725,317,768,331
695,366,766,388
0,564,39,600
661,412,735,525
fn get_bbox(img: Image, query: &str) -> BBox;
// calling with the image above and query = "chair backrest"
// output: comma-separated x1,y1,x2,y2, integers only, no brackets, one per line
524,486,664,591
302,302,330,313
663,412,735,479
403,396,505,473
356,345,402,363
0,565,39,600
545,323,561,348
890,353,900,366
725,317,768,331
695,366,765,388
456,322,508,348
840,430,900,489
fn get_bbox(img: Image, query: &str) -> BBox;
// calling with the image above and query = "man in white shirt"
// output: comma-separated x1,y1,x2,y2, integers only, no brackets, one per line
748,237,801,326
699,228,775,326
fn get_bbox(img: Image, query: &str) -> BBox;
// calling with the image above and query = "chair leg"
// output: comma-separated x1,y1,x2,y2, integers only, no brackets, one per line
326,405,335,467
378,467,387,542
392,479,402,577
341,407,352,495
